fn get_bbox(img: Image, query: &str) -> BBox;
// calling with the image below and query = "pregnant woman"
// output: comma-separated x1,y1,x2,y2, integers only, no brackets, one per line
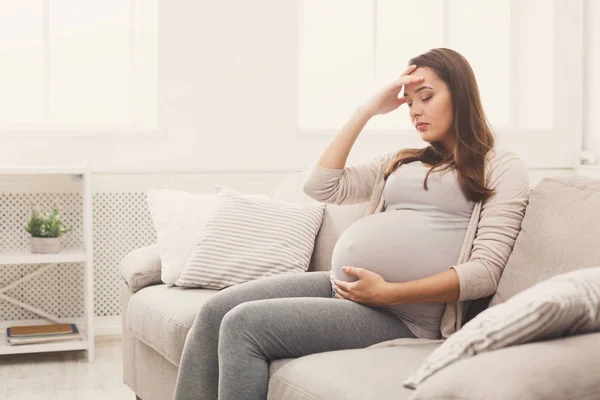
173,48,531,400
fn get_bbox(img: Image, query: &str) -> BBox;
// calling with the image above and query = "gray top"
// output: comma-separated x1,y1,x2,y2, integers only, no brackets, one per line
330,162,475,339
305,149,530,339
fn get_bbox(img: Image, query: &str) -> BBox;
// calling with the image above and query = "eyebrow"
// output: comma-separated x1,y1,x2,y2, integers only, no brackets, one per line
403,85,433,97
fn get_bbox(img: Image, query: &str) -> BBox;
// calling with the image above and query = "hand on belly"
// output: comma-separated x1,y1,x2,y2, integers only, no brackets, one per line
330,212,462,284
330,266,392,307
330,264,359,282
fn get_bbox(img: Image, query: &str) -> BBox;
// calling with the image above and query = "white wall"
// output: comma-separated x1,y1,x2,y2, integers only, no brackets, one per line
0,0,398,173
0,0,595,173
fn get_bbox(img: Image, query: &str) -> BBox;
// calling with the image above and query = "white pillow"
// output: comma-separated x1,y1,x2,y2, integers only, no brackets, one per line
175,185,325,289
146,188,267,285
147,189,215,285
403,266,600,390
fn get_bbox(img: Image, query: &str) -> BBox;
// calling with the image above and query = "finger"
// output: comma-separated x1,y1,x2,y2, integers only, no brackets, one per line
333,285,342,297
398,75,425,86
400,64,418,77
334,279,352,292
335,285,353,300
343,266,361,278
392,75,424,90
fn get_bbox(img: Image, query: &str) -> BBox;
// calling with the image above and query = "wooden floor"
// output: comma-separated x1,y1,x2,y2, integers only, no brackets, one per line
0,335,135,400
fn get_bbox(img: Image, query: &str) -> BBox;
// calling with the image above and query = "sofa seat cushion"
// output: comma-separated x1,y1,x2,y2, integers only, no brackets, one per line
127,284,302,377
267,342,440,400
411,331,600,400
127,284,218,366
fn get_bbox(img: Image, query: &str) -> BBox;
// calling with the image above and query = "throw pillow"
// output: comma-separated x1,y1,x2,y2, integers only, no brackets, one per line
403,266,600,390
146,188,268,285
175,185,325,289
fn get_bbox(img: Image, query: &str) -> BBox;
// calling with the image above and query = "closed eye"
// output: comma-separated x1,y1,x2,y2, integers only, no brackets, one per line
407,97,431,108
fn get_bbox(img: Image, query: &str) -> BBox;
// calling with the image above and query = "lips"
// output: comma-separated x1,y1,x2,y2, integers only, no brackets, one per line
416,122,428,131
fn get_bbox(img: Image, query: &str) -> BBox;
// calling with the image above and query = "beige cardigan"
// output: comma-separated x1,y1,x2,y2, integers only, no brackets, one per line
302,148,531,339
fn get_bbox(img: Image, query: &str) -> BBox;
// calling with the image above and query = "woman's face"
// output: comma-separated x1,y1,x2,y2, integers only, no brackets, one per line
403,67,454,152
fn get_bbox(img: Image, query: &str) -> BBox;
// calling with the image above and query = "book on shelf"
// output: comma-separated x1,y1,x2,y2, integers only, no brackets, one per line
7,333,81,346
7,323,78,337
5,323,81,345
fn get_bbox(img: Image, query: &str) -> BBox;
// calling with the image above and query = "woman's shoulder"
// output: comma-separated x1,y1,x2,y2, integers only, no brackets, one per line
373,150,401,169
484,148,530,189
485,148,524,164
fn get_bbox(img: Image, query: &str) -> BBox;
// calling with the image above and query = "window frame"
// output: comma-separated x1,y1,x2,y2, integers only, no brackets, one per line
297,0,585,169
0,0,162,138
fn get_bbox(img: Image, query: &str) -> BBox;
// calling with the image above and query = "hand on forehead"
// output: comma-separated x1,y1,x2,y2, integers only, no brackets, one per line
403,67,438,96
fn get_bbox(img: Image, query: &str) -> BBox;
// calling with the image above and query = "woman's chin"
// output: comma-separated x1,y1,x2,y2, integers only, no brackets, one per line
420,132,436,142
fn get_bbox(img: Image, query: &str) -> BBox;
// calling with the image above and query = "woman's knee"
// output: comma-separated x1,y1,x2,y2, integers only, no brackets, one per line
196,292,238,330
219,302,263,338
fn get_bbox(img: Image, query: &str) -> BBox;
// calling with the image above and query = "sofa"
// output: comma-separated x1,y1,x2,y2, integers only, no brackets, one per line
120,171,600,400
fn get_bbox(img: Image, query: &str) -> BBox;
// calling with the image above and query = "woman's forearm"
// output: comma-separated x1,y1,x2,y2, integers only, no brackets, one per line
315,105,373,169
383,268,460,305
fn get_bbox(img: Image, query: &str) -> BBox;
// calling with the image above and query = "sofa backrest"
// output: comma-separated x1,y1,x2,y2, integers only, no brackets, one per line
307,203,368,272
273,170,367,272
489,175,600,307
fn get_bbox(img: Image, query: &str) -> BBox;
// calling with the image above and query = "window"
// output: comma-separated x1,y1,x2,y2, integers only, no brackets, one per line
298,0,583,168
585,0,600,163
0,0,158,135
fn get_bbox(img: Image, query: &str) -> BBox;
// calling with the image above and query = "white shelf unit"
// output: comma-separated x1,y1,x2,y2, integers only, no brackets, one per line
0,163,95,362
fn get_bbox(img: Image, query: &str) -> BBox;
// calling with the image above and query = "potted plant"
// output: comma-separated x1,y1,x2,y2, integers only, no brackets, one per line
24,204,71,254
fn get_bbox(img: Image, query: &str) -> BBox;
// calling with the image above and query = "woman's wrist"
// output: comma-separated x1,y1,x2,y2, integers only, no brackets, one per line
356,104,375,120
382,282,405,306
382,269,461,306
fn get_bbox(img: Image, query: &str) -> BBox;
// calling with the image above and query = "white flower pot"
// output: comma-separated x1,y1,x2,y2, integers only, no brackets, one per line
30,237,62,254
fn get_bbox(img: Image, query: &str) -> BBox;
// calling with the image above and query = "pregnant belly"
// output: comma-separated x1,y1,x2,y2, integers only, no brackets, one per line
330,211,466,283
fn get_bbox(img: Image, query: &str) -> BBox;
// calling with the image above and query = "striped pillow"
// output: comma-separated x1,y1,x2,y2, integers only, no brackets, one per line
403,266,600,390
175,185,325,289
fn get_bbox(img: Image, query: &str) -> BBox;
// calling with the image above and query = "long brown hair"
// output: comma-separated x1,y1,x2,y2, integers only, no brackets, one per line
384,48,496,203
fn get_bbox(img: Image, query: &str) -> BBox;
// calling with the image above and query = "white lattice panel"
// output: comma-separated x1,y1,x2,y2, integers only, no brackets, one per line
93,192,155,316
0,193,84,321
0,191,155,321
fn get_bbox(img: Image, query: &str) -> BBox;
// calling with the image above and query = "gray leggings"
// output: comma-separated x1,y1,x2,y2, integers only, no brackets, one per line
173,270,416,400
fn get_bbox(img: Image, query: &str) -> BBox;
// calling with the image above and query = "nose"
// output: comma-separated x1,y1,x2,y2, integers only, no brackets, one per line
410,104,423,118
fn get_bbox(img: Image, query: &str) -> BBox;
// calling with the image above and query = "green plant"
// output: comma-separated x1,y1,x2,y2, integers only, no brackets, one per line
24,204,71,238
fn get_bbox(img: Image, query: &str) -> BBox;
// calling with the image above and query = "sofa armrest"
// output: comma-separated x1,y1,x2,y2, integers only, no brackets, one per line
410,331,600,400
119,244,163,292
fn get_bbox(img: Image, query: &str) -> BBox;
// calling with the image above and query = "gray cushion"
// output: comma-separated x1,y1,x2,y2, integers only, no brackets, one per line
267,342,440,400
491,176,600,307
404,266,600,389
411,331,600,400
